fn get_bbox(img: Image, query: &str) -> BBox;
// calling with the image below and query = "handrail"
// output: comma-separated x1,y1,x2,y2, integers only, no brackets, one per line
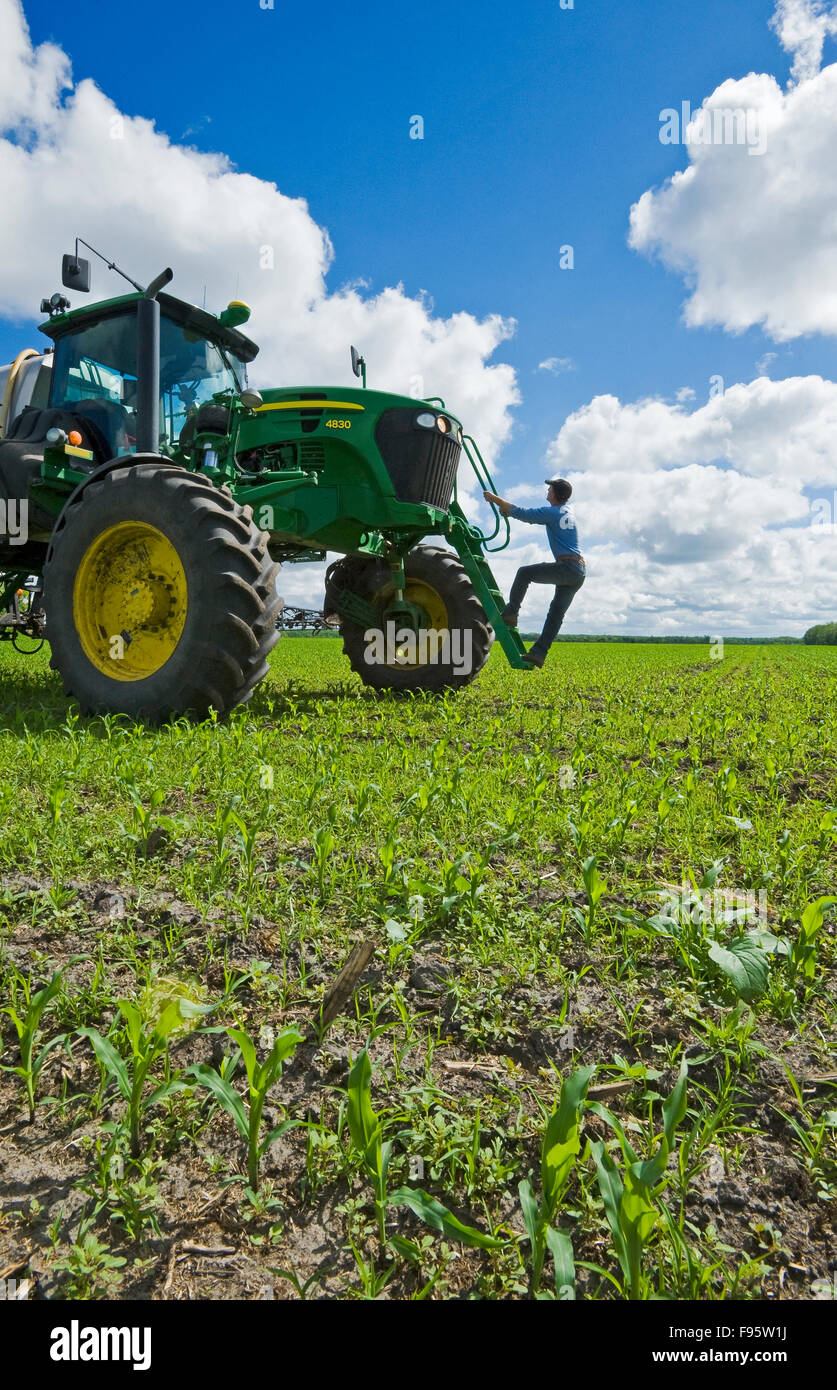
455,433,511,551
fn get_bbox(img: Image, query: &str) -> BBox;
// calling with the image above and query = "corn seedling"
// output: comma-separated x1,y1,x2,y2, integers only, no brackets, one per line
387,1186,506,1251
581,855,607,943
189,1024,304,1189
543,1226,577,1301
789,896,837,987
312,825,335,900
1,969,67,1122
346,1047,393,1242
816,807,837,854
518,1063,595,1294
270,1263,324,1299
587,1058,688,1299
78,997,209,1159
347,1047,505,1251
347,1239,397,1298
121,783,176,857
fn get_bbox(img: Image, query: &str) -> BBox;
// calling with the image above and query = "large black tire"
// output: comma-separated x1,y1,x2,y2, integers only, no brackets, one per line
42,459,282,722
330,543,493,692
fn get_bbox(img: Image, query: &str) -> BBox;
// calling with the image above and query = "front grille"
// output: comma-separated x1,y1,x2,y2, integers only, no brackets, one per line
421,429,460,510
375,407,461,511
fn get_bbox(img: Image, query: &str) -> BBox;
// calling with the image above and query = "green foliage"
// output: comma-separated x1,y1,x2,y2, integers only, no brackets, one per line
346,1047,392,1242
189,1024,305,1189
588,1060,689,1299
802,622,837,645
388,1187,504,1250
78,997,208,1158
790,896,837,984
54,1230,127,1299
706,936,770,1001
1,969,66,1121
1,638,835,1301
519,1064,596,1293
347,1047,504,1251
580,856,607,942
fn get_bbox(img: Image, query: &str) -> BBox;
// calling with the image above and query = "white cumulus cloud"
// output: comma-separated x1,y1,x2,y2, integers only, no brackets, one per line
0,0,522,612
0,0,519,463
770,0,837,83
514,378,837,635
629,2,837,341
537,356,575,375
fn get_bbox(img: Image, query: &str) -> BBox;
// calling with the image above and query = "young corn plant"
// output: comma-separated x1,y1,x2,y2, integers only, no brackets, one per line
189,1024,305,1190
518,1064,595,1295
347,1048,504,1252
1,968,66,1122
233,815,263,909
78,998,207,1159
815,807,837,855
788,896,837,988
543,1226,577,1301
210,798,241,886
121,783,177,858
312,825,335,901
346,1047,394,1243
567,793,595,857
587,1059,689,1300
581,855,607,943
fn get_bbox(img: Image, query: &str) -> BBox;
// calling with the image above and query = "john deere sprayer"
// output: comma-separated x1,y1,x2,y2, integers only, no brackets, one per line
0,246,530,721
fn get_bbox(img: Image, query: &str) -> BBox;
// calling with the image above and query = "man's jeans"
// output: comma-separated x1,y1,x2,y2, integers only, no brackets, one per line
508,559,586,658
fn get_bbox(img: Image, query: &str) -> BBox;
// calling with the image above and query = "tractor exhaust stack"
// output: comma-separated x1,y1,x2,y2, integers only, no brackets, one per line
136,267,173,454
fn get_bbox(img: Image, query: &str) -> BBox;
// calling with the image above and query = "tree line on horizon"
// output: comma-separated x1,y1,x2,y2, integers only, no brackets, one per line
802,622,837,645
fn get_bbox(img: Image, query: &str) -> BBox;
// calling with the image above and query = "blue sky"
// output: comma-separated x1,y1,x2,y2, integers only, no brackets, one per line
11,0,834,452
2,0,837,633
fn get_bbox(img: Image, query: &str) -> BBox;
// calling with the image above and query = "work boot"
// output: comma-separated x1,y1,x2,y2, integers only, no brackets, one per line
500,606,519,627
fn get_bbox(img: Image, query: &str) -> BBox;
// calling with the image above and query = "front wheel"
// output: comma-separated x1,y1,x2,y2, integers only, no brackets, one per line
328,544,493,692
42,460,282,721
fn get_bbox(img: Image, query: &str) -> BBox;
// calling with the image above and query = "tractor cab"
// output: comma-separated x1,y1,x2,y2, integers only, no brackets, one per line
40,292,258,459
0,254,259,569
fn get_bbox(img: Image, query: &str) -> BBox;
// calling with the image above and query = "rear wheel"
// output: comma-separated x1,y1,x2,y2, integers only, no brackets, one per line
42,459,282,721
328,543,493,692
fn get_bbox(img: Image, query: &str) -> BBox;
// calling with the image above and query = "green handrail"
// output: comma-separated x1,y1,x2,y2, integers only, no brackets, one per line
455,434,511,551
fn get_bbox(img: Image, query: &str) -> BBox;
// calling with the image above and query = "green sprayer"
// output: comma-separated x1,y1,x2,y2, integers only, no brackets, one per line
0,245,530,720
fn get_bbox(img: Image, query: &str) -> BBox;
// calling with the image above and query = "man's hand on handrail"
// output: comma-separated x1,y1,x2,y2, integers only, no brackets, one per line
483,489,511,515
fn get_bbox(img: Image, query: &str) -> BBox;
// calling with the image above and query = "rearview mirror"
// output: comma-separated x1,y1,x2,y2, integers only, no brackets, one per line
62,254,90,293
350,345,366,387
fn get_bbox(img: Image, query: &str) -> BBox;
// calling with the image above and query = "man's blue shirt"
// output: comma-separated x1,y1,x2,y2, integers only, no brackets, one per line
506,502,582,560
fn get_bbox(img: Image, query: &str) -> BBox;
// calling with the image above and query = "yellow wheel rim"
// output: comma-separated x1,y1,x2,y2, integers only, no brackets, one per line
73,522,188,681
377,578,450,668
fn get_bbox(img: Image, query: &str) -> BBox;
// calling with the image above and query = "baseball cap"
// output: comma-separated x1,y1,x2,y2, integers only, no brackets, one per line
544,476,572,499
